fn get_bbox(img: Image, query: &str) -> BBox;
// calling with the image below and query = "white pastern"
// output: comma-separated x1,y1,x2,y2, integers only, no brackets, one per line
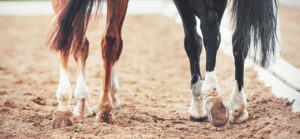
229,80,249,123
110,63,120,106
202,71,220,96
189,78,207,119
230,80,247,116
56,67,72,110
73,72,93,117
74,72,89,99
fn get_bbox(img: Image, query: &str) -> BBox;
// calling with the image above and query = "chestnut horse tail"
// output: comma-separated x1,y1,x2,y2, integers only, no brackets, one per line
47,0,103,54
231,0,279,68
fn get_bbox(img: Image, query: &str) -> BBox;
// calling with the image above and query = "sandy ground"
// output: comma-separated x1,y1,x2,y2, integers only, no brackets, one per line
279,5,300,68
0,15,299,138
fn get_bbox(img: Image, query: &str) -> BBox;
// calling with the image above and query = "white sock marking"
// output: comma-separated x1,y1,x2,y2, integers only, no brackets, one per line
56,66,72,109
110,63,120,106
230,80,247,116
202,70,220,96
74,72,88,99
189,77,206,118
111,62,119,94
73,60,93,116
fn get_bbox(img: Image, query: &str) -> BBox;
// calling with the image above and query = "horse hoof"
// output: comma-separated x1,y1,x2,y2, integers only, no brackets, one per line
96,111,115,123
206,96,229,127
230,109,249,124
52,110,73,129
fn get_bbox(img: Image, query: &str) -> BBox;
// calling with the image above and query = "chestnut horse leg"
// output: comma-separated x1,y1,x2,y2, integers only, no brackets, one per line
96,0,128,123
51,0,74,129
56,52,72,111
73,37,94,117
52,51,74,129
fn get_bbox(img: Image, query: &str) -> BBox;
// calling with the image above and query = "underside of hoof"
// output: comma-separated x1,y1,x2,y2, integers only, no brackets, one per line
52,110,73,129
230,109,249,124
206,96,229,127
96,110,115,124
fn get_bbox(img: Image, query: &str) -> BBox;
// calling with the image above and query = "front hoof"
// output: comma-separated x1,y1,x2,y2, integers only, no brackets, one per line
206,97,229,127
52,110,73,129
230,110,249,124
96,111,115,124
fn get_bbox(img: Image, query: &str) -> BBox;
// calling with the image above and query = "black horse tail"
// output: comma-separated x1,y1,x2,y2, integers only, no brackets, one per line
47,0,103,54
231,0,279,67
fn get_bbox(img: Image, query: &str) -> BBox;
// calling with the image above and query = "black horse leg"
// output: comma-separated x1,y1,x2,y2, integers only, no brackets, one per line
189,0,229,127
174,0,206,120
229,32,250,124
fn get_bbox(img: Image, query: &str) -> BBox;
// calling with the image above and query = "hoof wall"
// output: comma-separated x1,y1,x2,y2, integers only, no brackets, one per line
52,110,73,129
96,111,115,124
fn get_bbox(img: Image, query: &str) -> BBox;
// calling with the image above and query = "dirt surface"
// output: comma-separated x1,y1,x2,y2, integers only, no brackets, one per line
279,4,300,68
0,15,299,138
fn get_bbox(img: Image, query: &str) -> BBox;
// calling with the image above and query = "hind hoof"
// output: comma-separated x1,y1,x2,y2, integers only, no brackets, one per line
230,109,248,124
96,111,115,124
52,110,73,129
206,96,229,127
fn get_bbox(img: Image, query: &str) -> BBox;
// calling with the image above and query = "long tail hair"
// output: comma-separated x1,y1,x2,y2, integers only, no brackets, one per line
231,0,278,67
47,0,103,54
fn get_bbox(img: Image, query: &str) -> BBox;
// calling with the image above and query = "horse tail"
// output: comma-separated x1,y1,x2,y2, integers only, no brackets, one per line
47,0,103,54
231,0,279,67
